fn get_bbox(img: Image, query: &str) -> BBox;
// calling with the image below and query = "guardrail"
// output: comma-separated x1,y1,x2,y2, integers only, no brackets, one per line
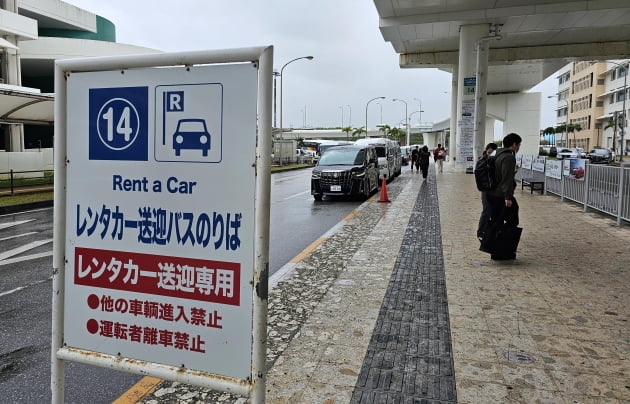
0,169,54,196
517,158,630,225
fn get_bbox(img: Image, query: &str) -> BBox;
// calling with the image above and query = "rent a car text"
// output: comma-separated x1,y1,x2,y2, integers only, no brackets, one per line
112,174,198,194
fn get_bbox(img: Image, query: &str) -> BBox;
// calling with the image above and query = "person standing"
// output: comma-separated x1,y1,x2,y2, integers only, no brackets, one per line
410,146,419,172
477,142,498,240
418,145,431,179
486,133,522,260
433,143,446,173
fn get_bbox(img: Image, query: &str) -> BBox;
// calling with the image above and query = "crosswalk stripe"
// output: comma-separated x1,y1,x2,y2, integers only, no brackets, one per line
0,239,53,261
0,219,35,230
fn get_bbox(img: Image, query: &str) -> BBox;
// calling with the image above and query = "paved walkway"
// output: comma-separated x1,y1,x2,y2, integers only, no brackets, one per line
142,164,629,403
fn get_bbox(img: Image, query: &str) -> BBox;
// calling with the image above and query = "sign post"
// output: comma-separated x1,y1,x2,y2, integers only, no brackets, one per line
52,46,273,403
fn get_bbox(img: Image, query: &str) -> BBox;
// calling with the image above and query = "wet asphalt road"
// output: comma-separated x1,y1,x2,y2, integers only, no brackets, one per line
0,167,361,403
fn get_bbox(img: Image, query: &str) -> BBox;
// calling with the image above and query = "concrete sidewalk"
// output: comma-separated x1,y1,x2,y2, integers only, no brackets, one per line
142,165,629,403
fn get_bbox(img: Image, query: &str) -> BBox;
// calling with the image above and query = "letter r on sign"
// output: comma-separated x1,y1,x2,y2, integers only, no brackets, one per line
165,91,184,112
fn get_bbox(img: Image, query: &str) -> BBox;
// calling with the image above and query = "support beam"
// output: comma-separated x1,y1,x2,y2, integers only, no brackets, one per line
400,41,630,68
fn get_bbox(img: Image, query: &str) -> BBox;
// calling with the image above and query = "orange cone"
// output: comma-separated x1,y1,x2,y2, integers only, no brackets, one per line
378,176,390,203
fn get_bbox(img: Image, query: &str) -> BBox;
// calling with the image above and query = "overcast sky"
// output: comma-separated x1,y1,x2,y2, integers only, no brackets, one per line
64,0,558,134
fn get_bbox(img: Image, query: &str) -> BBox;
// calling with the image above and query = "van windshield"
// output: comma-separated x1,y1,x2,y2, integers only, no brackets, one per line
318,149,365,166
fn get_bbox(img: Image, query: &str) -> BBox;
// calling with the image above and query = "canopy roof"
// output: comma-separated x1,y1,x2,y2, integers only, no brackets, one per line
0,85,54,125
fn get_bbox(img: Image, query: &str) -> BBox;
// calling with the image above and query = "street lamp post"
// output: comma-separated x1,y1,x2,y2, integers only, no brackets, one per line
339,105,344,129
347,105,352,127
279,56,314,140
605,60,628,162
392,98,409,145
413,98,422,125
365,96,385,138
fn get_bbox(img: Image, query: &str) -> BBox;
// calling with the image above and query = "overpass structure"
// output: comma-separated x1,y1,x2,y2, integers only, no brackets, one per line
373,0,630,167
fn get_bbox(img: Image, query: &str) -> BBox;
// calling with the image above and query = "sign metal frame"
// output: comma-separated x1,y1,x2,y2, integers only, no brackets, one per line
51,46,273,403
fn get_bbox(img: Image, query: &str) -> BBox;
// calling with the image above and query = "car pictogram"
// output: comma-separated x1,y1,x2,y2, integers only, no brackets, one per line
172,118,211,157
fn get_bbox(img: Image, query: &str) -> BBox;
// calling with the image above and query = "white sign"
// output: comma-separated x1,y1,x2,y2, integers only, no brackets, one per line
546,159,562,179
64,63,257,379
521,155,533,170
457,99,475,164
532,156,546,172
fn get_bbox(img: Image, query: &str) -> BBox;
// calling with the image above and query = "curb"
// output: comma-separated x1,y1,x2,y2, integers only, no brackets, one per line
0,199,53,215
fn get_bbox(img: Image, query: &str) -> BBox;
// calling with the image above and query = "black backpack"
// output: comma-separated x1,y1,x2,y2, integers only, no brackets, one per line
474,155,497,192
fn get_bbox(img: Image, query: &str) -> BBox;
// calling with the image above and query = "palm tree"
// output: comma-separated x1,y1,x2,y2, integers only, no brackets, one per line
341,126,353,141
554,123,567,147
605,115,622,153
352,127,366,140
542,126,556,145
566,123,582,148
377,124,391,138
389,127,406,143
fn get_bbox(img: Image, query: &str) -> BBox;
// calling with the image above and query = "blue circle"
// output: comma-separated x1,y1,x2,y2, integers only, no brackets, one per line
96,97,141,151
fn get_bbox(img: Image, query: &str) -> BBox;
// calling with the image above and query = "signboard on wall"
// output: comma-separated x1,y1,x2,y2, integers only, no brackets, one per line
64,63,258,379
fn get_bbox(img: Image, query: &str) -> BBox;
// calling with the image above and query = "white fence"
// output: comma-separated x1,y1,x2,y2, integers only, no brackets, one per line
516,155,630,225
0,149,54,179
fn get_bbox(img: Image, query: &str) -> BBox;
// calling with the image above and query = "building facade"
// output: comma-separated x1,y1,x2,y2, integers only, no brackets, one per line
553,60,629,154
0,0,156,152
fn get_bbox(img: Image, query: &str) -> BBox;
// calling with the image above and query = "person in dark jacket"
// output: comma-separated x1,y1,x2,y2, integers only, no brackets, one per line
477,142,498,240
410,146,419,172
418,145,431,178
485,133,522,259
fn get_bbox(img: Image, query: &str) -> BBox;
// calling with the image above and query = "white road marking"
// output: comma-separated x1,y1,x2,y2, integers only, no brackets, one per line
281,189,311,201
0,239,53,261
0,276,52,297
0,251,53,266
0,219,35,230
0,232,38,242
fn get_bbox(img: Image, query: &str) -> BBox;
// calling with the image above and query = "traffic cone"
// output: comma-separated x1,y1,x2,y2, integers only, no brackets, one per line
378,176,390,203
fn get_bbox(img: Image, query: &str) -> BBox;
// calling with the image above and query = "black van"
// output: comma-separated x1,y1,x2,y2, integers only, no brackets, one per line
311,145,379,201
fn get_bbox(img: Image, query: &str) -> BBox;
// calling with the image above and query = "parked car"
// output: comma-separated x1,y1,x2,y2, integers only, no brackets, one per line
296,148,315,164
311,145,379,201
587,148,614,164
556,148,582,159
400,145,411,165
354,137,396,181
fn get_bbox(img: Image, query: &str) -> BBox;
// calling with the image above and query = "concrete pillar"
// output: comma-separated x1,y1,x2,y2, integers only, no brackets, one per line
484,117,495,146
474,39,490,162
455,24,489,170
448,65,458,161
3,0,25,152
423,132,437,148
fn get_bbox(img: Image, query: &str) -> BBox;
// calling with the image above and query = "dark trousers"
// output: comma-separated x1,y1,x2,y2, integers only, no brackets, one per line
420,162,428,178
477,192,491,238
487,194,519,227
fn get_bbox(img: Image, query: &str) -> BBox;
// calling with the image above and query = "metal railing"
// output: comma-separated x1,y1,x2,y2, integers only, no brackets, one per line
0,169,54,195
517,160,630,225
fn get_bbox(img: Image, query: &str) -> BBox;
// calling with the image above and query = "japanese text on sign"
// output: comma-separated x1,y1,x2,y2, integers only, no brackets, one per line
76,204,242,250
74,247,241,305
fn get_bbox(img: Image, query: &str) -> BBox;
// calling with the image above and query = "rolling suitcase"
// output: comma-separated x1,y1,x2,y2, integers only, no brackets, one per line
488,224,522,260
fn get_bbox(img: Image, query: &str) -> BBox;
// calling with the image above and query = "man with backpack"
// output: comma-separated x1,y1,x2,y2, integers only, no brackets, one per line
481,133,522,260
410,146,419,172
476,142,497,240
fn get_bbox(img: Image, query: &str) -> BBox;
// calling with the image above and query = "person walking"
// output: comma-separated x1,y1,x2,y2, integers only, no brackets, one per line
477,142,498,240
485,133,522,260
433,143,446,173
410,146,419,172
418,145,431,179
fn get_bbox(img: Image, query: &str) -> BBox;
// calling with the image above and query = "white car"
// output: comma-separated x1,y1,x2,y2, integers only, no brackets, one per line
556,148,583,159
